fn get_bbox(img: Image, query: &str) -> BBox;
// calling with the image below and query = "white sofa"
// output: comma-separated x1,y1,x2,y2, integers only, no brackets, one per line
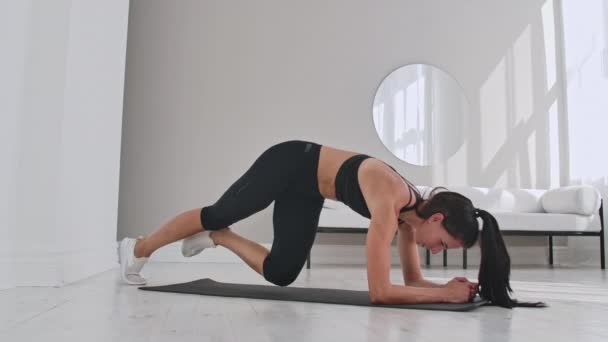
309,185,605,269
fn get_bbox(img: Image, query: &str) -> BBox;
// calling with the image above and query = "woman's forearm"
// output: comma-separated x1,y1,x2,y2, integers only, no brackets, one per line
375,284,447,304
407,278,445,288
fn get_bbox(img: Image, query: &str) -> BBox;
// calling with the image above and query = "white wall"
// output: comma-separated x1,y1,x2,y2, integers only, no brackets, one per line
119,0,604,266
0,0,130,288
0,0,30,289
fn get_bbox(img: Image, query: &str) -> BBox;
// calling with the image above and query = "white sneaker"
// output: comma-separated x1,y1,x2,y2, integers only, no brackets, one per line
181,231,216,257
118,237,149,285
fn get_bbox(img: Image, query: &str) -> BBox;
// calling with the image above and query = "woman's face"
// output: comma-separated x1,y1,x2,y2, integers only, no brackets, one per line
414,213,464,254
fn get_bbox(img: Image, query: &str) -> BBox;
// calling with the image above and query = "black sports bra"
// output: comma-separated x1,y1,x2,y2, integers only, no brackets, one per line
334,154,420,219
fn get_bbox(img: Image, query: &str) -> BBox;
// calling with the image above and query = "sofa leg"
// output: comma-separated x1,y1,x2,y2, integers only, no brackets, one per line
549,235,554,266
307,252,311,269
443,250,447,267
600,201,605,269
426,249,430,267
601,231,605,270
463,248,467,269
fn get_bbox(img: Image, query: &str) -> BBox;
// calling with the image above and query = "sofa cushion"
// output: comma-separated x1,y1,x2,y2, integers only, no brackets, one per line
419,186,545,213
492,212,601,232
318,200,602,232
540,185,602,216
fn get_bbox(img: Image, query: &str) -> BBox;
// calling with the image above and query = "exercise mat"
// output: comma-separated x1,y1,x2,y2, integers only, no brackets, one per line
140,278,488,312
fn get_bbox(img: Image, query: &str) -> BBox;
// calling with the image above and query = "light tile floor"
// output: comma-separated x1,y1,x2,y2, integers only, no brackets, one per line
1,263,607,342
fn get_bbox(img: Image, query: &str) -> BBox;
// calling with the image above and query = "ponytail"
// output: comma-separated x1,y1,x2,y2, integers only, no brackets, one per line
477,209,546,308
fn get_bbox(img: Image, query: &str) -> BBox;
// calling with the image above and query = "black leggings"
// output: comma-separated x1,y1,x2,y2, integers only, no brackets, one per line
200,140,325,286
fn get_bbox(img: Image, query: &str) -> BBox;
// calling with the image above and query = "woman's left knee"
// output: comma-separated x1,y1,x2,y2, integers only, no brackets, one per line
262,255,302,287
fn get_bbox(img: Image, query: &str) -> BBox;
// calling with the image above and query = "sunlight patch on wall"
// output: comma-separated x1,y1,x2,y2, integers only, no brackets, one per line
562,0,608,182
542,0,557,91
548,101,560,188
521,130,537,187
480,58,508,171
513,25,534,125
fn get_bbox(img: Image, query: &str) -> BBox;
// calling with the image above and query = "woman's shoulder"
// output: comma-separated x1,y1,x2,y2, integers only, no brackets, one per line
359,157,407,195
359,159,412,209
359,158,402,185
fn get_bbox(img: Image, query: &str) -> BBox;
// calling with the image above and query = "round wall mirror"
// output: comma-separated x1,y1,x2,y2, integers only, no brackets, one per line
372,64,469,166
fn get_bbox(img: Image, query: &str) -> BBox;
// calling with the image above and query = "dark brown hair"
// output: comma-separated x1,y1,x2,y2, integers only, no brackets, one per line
406,186,546,308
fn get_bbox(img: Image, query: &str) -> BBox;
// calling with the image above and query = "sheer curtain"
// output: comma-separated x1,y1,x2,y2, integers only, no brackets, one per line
562,0,608,190
560,0,607,264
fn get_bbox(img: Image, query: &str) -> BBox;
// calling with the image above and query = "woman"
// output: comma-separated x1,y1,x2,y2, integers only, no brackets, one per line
119,140,545,308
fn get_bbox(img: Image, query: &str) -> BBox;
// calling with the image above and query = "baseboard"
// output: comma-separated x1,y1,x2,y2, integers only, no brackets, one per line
7,243,118,287
147,241,378,264
145,241,599,267
554,246,605,267
419,246,602,267
310,244,570,267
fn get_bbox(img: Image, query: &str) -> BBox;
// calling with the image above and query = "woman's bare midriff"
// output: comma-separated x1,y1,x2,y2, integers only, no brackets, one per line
316,145,412,206
316,145,358,200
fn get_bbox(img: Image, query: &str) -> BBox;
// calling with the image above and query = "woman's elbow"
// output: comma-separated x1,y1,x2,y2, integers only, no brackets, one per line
370,295,385,305
369,287,390,305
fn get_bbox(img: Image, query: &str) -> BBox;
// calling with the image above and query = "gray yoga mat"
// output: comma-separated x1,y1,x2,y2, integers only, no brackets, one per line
139,278,488,312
